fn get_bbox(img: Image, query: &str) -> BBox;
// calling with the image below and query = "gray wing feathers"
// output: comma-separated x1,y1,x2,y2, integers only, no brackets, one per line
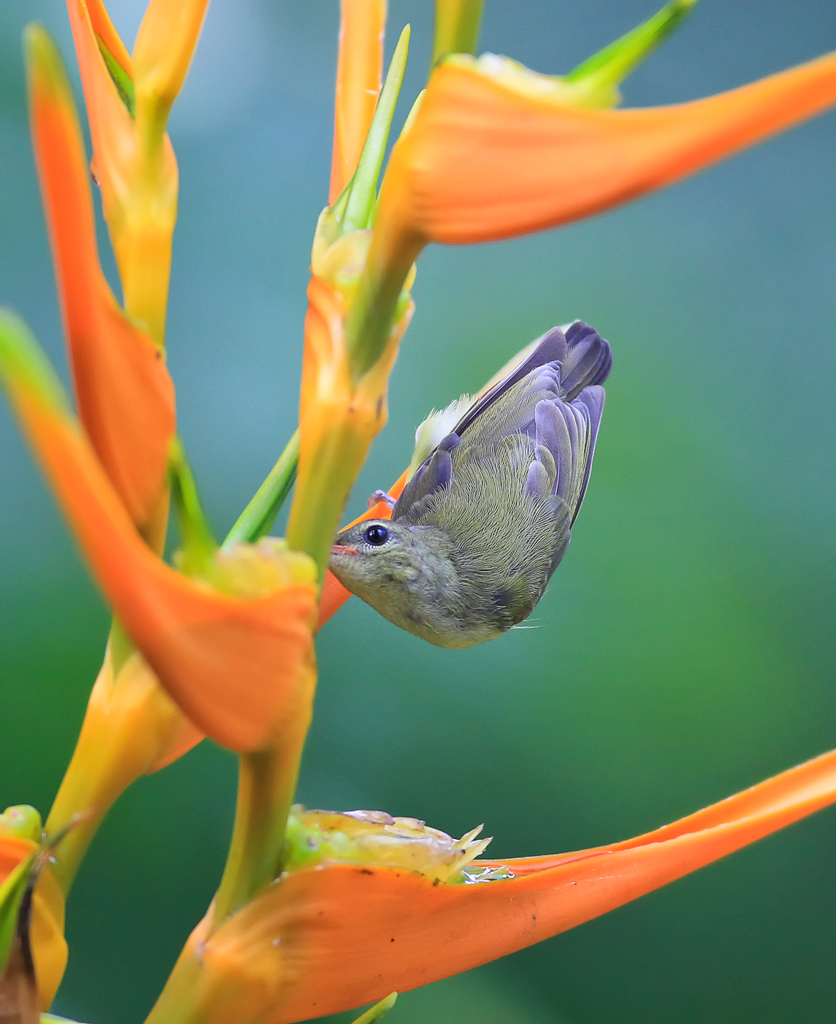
533,384,605,568
393,434,456,520
453,327,567,438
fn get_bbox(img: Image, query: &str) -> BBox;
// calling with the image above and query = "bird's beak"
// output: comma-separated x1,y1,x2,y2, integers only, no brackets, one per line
331,544,358,555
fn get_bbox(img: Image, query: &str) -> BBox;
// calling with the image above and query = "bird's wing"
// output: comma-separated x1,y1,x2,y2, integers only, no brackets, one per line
452,327,567,438
395,323,611,524
528,385,606,570
561,322,613,399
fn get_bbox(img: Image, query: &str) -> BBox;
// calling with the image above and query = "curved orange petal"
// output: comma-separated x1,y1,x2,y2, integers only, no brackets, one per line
330,0,387,203
66,0,140,226
83,0,132,76
0,317,316,754
0,839,66,1010
317,470,407,629
382,49,836,244
66,0,178,340
27,26,175,534
180,748,836,1022
133,0,210,122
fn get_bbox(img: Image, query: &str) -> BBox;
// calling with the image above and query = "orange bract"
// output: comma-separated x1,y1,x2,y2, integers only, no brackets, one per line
330,0,387,203
3,370,315,754
27,29,175,535
380,50,836,245
181,748,836,1022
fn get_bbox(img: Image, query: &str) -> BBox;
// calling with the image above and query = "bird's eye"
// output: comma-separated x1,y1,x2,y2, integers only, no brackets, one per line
363,524,390,546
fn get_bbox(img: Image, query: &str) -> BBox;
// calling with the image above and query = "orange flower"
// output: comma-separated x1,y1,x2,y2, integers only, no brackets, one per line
26,25,175,541
0,830,66,1010
156,748,836,1022
375,47,836,253
65,0,208,341
0,311,316,754
330,0,387,203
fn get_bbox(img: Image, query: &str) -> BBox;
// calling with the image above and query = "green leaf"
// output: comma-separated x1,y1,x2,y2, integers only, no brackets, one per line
341,25,411,234
0,309,72,415
351,992,398,1024
565,0,697,108
168,437,218,576
95,32,135,117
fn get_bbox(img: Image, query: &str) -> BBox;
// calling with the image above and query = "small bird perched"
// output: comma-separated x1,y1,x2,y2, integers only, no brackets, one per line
329,322,612,649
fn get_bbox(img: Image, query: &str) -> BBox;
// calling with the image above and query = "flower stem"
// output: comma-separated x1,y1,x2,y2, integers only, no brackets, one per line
432,0,484,64
210,655,315,926
223,429,299,547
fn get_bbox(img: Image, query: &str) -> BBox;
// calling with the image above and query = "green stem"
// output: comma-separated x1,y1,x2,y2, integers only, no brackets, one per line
212,682,313,925
432,0,484,65
223,430,299,547
346,213,424,380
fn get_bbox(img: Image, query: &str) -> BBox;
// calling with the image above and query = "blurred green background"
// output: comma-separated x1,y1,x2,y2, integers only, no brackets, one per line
2,0,836,1021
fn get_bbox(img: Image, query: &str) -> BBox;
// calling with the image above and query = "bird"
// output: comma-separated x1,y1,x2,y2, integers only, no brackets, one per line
329,321,612,649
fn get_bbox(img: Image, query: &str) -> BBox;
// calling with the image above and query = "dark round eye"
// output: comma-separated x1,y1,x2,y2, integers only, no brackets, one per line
363,524,390,546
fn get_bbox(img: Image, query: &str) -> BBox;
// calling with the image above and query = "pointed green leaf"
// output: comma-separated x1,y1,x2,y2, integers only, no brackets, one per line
95,32,135,117
351,992,398,1024
341,25,411,234
0,309,72,415
565,0,697,108
168,437,218,577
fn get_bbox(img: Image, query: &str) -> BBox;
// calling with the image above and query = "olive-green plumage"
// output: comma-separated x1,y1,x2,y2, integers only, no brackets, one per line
329,322,612,648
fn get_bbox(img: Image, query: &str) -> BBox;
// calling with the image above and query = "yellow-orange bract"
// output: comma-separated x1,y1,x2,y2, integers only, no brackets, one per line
65,0,207,342
375,48,836,250
0,838,66,1010
287,269,412,576
151,748,836,1022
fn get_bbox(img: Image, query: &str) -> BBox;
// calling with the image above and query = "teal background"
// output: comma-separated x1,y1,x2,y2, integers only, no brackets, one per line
2,0,836,1021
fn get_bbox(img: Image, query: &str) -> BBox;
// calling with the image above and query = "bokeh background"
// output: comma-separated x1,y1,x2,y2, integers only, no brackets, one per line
2,0,836,1021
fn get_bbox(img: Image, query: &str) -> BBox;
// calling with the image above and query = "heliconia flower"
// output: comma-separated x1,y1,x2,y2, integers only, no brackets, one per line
65,0,207,341
330,0,387,203
152,748,836,1023
0,311,317,754
26,26,175,541
375,44,836,256
0,810,67,1010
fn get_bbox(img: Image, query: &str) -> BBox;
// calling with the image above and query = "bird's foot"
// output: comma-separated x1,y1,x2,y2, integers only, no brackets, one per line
368,489,397,510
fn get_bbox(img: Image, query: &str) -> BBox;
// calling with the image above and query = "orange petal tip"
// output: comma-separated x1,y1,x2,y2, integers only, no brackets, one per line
384,48,836,245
